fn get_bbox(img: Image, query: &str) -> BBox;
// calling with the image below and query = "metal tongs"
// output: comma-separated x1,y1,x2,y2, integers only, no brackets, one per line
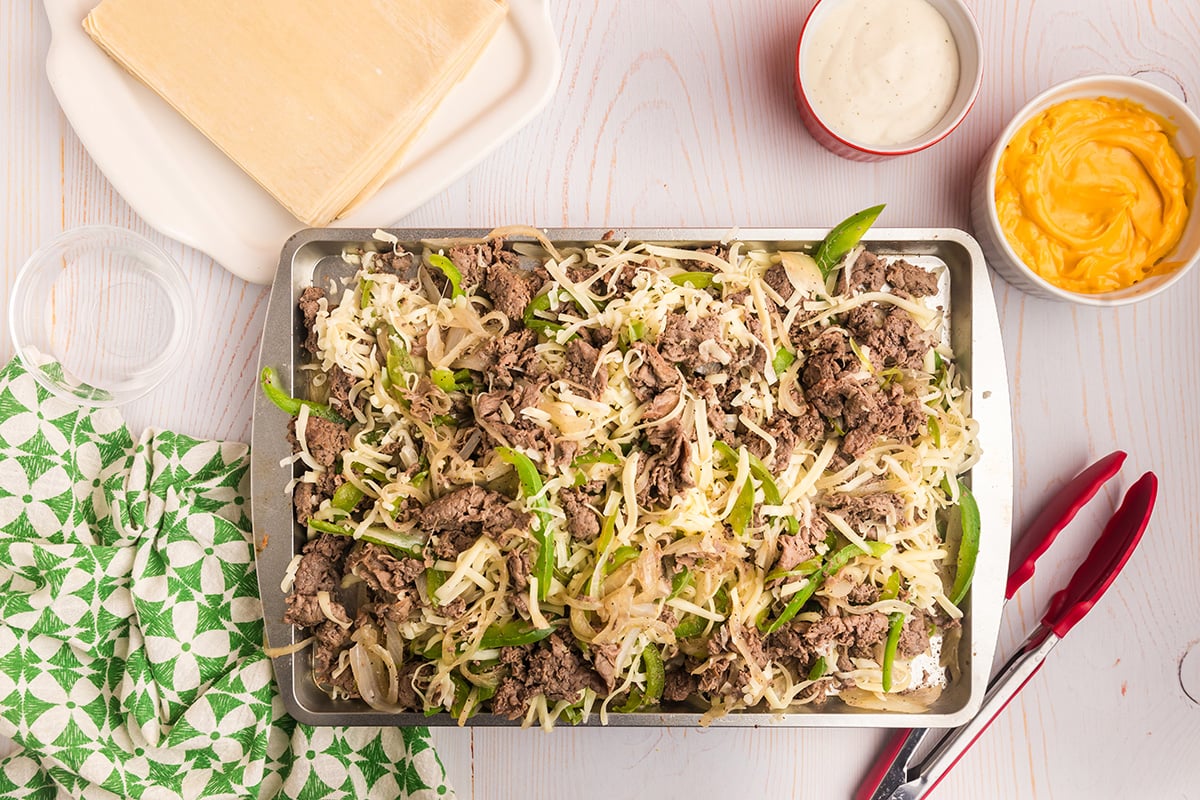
856,451,1158,800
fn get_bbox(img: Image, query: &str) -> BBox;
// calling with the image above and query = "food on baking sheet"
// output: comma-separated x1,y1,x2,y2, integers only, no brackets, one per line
995,97,1193,293
84,0,506,226
266,221,980,726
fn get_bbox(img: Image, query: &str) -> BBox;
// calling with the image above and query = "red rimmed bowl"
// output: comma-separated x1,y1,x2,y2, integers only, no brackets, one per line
794,0,984,161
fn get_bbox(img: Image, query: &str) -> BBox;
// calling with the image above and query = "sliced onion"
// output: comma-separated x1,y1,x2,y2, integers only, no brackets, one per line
349,643,408,713
779,252,825,299
316,591,352,629
263,635,314,658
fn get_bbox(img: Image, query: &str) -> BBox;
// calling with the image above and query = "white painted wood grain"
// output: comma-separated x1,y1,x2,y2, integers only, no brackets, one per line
4,0,1200,797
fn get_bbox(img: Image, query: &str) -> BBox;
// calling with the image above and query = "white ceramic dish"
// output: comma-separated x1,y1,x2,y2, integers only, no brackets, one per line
43,0,561,285
970,74,1200,305
794,0,983,161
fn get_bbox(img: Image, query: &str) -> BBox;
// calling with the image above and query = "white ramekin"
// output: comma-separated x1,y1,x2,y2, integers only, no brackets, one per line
969,74,1200,306
794,0,984,161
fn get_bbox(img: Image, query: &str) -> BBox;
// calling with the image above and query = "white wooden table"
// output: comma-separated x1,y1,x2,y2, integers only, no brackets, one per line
4,1,1200,797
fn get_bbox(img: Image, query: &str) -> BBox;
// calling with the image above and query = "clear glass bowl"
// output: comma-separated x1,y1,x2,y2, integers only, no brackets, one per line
9,226,193,406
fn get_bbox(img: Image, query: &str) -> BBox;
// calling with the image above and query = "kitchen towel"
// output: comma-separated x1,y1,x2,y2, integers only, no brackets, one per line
0,357,453,799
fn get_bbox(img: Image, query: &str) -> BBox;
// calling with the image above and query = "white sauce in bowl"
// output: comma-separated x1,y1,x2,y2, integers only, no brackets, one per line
803,0,960,146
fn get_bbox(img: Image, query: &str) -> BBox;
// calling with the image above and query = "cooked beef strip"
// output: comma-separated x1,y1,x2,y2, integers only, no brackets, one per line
289,416,350,468
642,386,681,422
840,381,925,459
897,611,931,658
628,342,681,403
689,378,732,441
744,414,799,472
559,487,602,541
371,249,416,277
657,313,730,375
800,332,859,418
844,304,933,370
326,366,360,419
346,542,424,595
591,643,620,693
482,329,540,389
507,548,533,590
765,618,812,658
662,666,700,703
395,660,425,710
562,337,608,399
821,492,902,536
284,534,352,627
298,286,325,354
837,249,888,295
680,244,728,272
774,534,815,573
419,485,532,539
885,259,940,298
847,583,881,605
635,419,695,507
762,263,794,301
492,633,604,719
484,258,542,323
311,620,354,693
293,482,320,525
805,612,890,659
404,375,446,425
475,377,578,465
447,239,519,292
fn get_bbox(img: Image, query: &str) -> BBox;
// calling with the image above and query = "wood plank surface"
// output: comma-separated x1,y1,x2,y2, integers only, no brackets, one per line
3,0,1200,797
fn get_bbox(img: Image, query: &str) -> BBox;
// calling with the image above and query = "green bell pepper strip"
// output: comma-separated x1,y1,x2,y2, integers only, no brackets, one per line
814,204,886,278
360,278,373,310
762,544,864,635
617,644,665,712
881,612,905,691
948,481,981,605
668,568,692,600
716,441,799,533
572,449,621,469
306,519,423,557
496,447,554,601
772,347,796,375
729,477,755,537
425,568,448,606
882,570,902,601
670,271,715,289
479,620,556,649
928,415,942,448
523,293,564,335
605,545,640,574
330,482,364,512
450,674,496,719
429,368,458,392
764,558,822,583
427,253,465,299
260,367,349,425
386,339,414,391
673,614,708,639
807,656,828,681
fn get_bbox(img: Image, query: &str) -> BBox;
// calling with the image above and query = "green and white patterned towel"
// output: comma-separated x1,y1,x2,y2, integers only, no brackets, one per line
0,357,453,799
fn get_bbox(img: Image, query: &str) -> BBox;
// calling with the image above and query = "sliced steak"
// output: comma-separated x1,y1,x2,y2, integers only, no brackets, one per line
837,249,887,295
562,337,608,399
774,534,815,573
492,633,603,719
559,487,602,541
290,416,350,468
635,420,695,507
298,286,326,354
326,366,360,418
345,542,425,595
885,259,940,298
897,611,931,658
419,485,532,539
657,313,730,375
484,259,542,323
628,342,681,403
662,666,699,703
844,304,933,370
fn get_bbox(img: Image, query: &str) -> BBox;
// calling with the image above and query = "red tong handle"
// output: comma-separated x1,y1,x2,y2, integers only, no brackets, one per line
1042,472,1156,638
852,730,912,800
1005,451,1126,598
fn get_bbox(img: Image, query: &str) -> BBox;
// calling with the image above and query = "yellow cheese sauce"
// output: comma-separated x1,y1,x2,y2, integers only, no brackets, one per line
995,97,1192,293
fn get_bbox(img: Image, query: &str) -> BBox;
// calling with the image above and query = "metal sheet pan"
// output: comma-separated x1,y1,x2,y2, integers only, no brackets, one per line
251,227,1012,728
